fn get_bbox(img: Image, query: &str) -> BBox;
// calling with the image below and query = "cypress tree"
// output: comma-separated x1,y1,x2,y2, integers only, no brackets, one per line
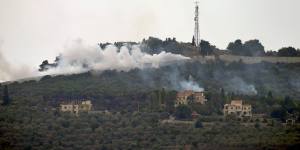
2,85,10,105
192,36,195,46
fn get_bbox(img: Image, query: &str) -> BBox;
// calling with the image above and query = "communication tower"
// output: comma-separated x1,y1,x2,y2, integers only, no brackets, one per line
194,1,200,48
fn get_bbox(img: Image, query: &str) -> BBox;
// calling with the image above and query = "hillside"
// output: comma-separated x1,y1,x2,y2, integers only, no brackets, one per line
1,38,300,149
1,59,300,149
1,59,300,114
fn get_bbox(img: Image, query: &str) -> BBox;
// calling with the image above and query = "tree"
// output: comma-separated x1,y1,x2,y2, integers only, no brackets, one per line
266,91,274,105
174,105,192,120
220,88,226,99
271,108,287,121
267,91,273,99
227,39,243,55
38,59,58,72
227,39,265,56
145,37,164,52
265,51,277,56
192,36,195,46
39,60,50,71
243,39,265,56
2,85,10,105
160,88,166,105
278,47,299,57
254,122,260,129
282,96,297,113
195,119,203,128
200,40,213,56
165,91,176,113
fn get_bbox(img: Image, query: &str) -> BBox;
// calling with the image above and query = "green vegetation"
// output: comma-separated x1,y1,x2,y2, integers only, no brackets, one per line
227,39,265,56
141,37,300,57
194,118,203,128
2,53,300,149
39,37,300,72
277,47,300,57
0,98,299,149
175,105,192,120
2,85,10,106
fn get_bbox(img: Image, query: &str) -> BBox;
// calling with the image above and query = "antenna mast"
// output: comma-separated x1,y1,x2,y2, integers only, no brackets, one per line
194,1,200,48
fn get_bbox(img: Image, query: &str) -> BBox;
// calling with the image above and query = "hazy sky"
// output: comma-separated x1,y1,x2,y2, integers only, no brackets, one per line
0,0,299,67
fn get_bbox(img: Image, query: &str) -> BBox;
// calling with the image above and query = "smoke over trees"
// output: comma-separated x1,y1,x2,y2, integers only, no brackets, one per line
37,41,189,76
1,36,300,84
32,37,300,100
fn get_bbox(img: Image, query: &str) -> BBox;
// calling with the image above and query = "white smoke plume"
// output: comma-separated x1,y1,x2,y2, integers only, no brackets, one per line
0,42,37,82
225,76,257,95
42,39,190,76
0,39,190,82
179,75,204,92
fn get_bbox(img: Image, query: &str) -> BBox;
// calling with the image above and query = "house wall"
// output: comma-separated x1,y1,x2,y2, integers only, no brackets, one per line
175,91,206,107
60,100,92,115
223,102,252,117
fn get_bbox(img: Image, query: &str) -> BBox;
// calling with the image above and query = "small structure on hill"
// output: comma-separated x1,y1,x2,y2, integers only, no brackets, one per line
60,100,92,115
285,113,298,126
175,90,207,107
223,100,252,117
286,119,296,126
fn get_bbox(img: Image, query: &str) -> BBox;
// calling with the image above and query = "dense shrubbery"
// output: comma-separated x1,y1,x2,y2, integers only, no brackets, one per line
227,39,265,56
174,105,192,120
0,99,299,149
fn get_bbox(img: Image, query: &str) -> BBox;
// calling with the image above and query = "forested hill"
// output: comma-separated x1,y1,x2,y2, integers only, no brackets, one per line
3,60,300,110
4,36,300,110
1,42,300,149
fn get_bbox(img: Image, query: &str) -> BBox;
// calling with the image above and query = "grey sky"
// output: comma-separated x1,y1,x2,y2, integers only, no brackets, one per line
0,0,299,67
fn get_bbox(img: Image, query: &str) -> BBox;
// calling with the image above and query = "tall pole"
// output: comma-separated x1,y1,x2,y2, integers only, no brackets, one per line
194,1,201,50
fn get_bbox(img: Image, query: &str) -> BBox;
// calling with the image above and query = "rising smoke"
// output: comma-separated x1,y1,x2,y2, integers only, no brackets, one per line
0,39,190,82
41,39,190,75
0,43,36,82
0,50,12,82
179,75,204,92
0,39,257,96
225,76,258,95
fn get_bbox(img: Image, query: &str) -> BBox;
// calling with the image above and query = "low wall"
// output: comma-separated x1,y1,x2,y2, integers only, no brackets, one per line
193,55,300,64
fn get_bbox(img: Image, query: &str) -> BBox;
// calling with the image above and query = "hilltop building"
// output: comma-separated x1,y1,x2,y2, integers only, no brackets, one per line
223,100,252,117
60,100,92,115
175,90,207,107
